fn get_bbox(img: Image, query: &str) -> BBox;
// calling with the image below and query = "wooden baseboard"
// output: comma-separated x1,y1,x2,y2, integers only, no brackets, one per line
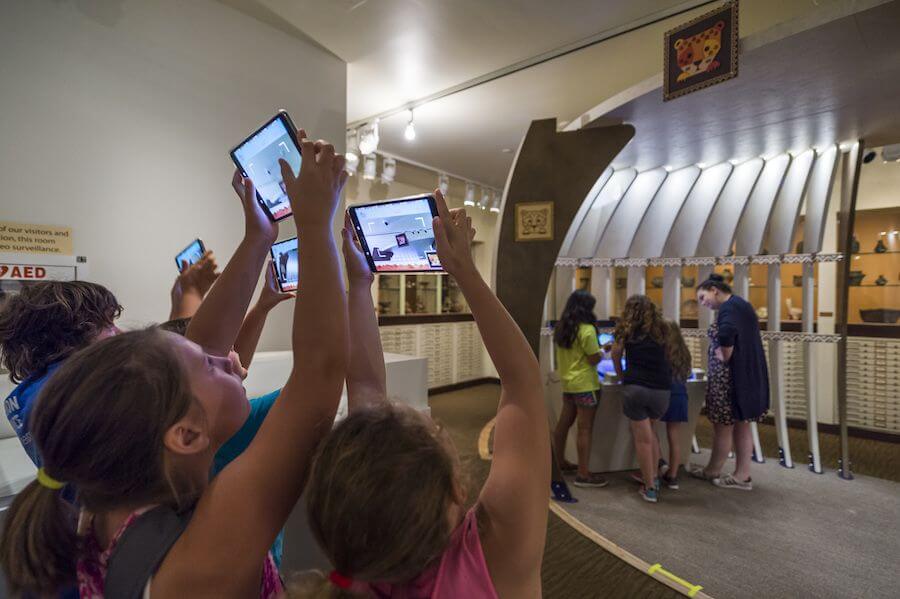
428,377,500,396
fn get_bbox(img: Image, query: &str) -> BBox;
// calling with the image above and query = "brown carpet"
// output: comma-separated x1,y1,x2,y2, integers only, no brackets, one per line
430,384,681,599
694,418,900,482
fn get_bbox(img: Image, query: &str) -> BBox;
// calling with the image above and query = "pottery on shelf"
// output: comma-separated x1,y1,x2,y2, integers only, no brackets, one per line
616,277,627,289
651,277,664,289
681,276,695,287
874,239,888,253
860,308,900,324
848,270,865,286
756,306,768,320
875,275,888,286
785,298,802,320
851,235,860,253
681,299,698,318
722,268,734,284
793,275,803,287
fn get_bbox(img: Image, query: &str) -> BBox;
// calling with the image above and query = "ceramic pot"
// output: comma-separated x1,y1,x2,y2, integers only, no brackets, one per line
875,239,887,253
681,276,695,287
651,277,664,288
875,275,888,286
793,275,803,287
848,270,865,286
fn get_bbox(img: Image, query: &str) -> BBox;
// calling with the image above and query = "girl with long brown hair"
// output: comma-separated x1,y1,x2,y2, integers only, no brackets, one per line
611,295,672,503
1,133,351,597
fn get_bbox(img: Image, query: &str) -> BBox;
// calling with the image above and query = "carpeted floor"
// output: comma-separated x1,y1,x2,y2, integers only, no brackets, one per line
430,384,682,598
561,449,900,599
694,418,900,482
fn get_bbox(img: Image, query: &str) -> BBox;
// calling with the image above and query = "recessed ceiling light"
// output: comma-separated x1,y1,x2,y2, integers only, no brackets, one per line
696,162,707,169
501,148,512,153
664,165,673,172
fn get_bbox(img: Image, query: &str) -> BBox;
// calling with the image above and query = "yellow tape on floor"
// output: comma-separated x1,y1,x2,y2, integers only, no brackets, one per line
477,418,712,599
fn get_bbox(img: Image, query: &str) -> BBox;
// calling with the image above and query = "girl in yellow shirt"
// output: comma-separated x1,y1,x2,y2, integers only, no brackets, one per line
553,290,608,488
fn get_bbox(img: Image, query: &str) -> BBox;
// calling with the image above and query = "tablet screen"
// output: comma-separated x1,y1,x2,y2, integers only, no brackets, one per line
270,237,299,292
232,114,300,221
175,240,204,270
349,196,442,272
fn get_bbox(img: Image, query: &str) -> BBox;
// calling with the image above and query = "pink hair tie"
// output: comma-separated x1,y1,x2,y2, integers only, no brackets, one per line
329,571,354,590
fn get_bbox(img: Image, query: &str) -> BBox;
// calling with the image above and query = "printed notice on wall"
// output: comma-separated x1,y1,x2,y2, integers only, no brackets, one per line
0,221,73,255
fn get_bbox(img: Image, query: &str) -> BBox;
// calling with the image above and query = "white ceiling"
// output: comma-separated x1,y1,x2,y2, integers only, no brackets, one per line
222,0,714,186
219,0,898,188
257,0,705,121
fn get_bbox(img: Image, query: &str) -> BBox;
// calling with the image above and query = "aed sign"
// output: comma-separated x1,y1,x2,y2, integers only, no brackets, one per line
0,264,76,281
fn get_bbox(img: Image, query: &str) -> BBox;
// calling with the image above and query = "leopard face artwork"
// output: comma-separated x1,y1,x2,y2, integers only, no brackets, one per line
515,202,554,242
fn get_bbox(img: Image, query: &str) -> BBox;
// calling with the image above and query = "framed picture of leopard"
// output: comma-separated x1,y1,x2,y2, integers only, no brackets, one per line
515,202,554,242
663,0,738,101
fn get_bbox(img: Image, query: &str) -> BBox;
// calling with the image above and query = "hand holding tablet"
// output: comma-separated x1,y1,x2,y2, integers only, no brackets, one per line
347,194,443,273
230,110,304,222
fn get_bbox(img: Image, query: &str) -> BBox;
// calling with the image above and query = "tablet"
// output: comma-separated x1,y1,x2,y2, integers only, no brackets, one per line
270,237,299,292
175,239,205,270
230,110,302,222
347,194,442,273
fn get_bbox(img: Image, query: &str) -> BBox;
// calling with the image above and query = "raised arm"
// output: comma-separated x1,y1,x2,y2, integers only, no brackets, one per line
342,213,387,411
233,261,295,369
431,191,549,594
163,136,350,595
185,172,280,356
169,251,219,320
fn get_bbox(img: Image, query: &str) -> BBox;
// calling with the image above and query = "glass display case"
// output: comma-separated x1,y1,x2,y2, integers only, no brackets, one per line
375,273,471,317
847,207,899,327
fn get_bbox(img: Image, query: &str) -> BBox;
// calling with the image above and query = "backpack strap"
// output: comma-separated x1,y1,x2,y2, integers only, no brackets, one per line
104,505,193,599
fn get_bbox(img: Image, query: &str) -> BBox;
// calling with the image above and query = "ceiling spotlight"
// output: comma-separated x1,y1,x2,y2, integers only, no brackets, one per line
358,120,380,155
404,109,416,142
838,141,855,152
362,154,376,180
479,188,490,209
464,183,476,206
489,191,501,213
664,165,673,172
696,162,707,169
381,156,396,183
438,173,450,196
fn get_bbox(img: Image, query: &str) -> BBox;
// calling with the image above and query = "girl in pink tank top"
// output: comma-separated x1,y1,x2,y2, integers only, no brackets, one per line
289,193,551,598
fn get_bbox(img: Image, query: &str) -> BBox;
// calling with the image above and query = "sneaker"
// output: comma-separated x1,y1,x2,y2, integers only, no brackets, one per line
712,473,752,491
688,464,717,481
662,474,679,490
574,473,610,488
639,485,659,503
658,459,670,477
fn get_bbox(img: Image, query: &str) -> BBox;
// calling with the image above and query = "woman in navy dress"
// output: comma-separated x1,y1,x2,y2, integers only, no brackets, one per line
690,274,769,490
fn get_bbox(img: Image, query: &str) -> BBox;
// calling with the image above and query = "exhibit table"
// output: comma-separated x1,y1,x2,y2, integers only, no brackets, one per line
549,378,706,473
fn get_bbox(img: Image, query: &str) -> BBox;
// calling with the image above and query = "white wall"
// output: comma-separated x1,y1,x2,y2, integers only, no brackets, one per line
0,0,346,350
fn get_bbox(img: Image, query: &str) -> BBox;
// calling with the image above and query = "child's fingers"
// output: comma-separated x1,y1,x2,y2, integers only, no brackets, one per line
231,170,243,195
434,189,452,223
332,154,346,177
316,140,335,166
432,215,450,252
298,138,317,175
279,158,296,188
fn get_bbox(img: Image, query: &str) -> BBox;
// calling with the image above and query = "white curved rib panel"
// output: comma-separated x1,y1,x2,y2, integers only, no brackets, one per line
663,162,732,258
595,168,667,258
735,154,791,255
567,168,637,258
559,168,613,257
628,166,700,258
696,158,764,257
767,149,816,254
802,145,840,253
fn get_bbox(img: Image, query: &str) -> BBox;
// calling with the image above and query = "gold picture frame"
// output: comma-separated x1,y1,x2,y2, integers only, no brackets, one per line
515,202,554,242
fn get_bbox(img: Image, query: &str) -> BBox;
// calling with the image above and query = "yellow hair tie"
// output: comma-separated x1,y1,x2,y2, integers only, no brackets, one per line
37,468,65,491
